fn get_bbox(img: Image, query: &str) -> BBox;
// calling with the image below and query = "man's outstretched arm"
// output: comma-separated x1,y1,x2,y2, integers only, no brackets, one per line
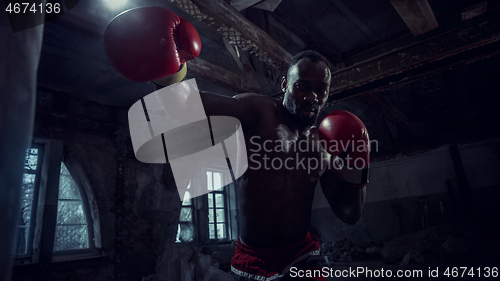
199,92,265,128
154,82,270,129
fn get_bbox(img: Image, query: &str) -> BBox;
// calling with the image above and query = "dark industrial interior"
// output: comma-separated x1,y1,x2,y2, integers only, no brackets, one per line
2,0,500,280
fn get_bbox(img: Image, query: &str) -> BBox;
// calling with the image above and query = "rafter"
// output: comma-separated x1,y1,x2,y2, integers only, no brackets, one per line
389,0,439,37
328,14,500,102
188,59,261,93
171,0,293,72
252,0,282,12
230,0,263,11
271,9,342,64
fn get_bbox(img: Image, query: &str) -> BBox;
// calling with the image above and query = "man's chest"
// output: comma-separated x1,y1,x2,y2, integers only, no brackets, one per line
245,123,329,177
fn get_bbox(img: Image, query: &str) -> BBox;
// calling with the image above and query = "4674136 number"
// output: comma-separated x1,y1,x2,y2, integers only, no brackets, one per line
5,2,61,14
443,267,498,278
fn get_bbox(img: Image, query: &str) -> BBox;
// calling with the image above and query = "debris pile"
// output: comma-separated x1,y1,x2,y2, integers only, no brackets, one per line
142,240,232,281
321,224,479,266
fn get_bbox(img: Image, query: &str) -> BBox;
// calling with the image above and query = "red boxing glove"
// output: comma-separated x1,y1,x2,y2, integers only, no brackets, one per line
104,6,201,82
318,110,370,188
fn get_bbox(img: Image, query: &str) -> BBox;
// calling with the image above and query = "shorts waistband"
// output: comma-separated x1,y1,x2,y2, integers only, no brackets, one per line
237,232,318,253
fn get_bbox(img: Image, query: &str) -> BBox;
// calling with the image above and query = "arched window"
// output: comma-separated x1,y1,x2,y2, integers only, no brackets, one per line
15,141,101,264
53,162,91,252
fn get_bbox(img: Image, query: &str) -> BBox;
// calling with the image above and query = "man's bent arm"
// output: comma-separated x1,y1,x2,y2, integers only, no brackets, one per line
319,157,366,225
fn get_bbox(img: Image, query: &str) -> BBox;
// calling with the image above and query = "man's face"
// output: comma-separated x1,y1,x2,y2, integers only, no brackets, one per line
282,58,331,128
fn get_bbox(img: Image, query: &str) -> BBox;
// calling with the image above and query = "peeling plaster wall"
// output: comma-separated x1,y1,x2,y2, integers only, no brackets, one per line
311,138,500,245
12,89,181,281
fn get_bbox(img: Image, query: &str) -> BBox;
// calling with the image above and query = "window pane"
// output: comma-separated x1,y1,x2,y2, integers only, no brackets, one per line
208,193,213,208
215,193,224,208
15,227,29,254
54,225,89,251
209,224,215,239
56,201,86,225
182,191,191,206
213,173,222,191
58,165,80,200
217,223,226,239
179,207,192,222
20,199,32,226
208,208,214,223
17,198,32,254
16,147,40,256
58,175,81,200
54,162,89,252
207,171,212,190
21,174,36,199
24,148,38,170
216,209,225,223
178,224,194,242
16,196,33,254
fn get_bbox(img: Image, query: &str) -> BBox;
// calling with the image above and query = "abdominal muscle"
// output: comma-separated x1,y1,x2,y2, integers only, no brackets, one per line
235,101,327,248
237,166,318,249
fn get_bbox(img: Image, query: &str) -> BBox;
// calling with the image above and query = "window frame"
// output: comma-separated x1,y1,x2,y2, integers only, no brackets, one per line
206,169,232,242
15,143,45,261
52,162,95,257
175,167,240,245
176,184,196,243
15,140,102,264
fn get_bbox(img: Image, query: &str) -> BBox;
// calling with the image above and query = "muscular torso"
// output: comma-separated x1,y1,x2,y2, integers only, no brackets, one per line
237,97,329,248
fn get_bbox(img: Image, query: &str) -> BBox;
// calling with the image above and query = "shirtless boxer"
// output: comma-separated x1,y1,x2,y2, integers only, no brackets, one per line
198,51,367,281
104,7,368,280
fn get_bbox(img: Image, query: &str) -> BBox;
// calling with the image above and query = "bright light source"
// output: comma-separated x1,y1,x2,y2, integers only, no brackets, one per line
104,0,128,10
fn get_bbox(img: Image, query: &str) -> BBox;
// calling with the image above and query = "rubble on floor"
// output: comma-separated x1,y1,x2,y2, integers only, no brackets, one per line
321,224,482,266
142,240,233,281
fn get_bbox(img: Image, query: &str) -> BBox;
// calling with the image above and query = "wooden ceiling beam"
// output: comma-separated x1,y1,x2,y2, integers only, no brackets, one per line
327,14,500,102
252,0,283,12
230,0,282,12
389,0,439,37
188,59,261,93
222,37,247,73
271,9,342,64
230,0,263,11
180,0,293,71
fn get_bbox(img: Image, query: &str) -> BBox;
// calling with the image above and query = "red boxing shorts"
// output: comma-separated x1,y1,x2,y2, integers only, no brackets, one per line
231,232,326,281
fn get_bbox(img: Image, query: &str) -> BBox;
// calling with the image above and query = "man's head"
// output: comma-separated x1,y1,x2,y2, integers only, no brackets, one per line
282,50,331,129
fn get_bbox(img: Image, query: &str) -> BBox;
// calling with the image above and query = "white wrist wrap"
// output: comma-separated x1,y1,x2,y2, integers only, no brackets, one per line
341,164,369,186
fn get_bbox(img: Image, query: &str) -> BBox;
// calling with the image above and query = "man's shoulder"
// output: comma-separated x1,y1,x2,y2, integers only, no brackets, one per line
232,93,282,128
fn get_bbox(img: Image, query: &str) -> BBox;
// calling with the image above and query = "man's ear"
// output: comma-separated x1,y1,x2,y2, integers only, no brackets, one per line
281,76,287,93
